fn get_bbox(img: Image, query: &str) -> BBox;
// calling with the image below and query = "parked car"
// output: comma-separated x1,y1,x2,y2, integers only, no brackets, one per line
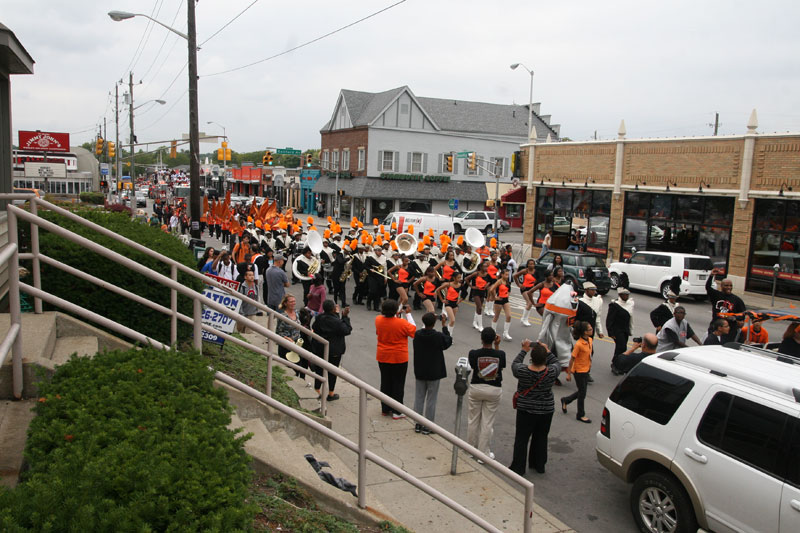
608,251,712,299
535,250,611,294
12,188,45,205
204,188,220,200
135,191,147,208
596,343,800,533
452,211,510,234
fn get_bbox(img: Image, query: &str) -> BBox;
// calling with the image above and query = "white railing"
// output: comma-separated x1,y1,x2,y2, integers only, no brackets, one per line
0,196,535,533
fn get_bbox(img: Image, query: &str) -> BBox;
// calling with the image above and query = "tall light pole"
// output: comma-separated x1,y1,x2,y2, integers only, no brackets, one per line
510,63,534,140
207,121,226,193
109,8,201,238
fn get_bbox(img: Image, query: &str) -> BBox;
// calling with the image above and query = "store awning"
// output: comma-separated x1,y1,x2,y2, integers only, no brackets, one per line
500,185,527,204
485,183,514,202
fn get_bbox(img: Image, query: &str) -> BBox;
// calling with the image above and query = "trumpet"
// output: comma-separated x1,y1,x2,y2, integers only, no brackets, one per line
371,266,394,280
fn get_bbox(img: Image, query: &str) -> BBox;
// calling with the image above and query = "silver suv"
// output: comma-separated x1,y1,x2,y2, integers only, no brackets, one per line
596,344,800,533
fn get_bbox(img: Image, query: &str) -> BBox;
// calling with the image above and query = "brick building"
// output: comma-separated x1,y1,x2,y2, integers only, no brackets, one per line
314,86,559,221
520,111,800,298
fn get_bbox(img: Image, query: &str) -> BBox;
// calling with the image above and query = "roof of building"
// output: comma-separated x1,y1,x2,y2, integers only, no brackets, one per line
312,175,488,202
0,23,35,75
326,86,559,140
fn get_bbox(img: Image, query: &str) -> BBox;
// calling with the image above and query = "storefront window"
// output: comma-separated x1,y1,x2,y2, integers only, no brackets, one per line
748,199,800,298
625,192,649,217
592,191,611,215
537,188,554,210
505,204,522,219
572,190,591,214
554,188,572,211
371,198,393,220
534,210,551,245
534,187,610,254
400,200,432,213
677,196,703,223
650,194,673,219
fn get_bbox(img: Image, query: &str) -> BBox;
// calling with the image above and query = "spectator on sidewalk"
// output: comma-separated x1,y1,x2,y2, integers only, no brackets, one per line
236,270,259,333
412,312,453,434
509,340,560,475
306,274,327,316
467,327,506,463
265,254,290,311
375,299,416,419
311,300,352,402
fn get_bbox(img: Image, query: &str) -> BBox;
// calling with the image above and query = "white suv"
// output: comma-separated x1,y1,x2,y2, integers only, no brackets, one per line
608,251,713,299
452,211,510,234
596,344,800,533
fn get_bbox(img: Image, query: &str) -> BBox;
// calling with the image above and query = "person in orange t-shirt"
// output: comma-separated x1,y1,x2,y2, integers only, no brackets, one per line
741,320,769,345
561,321,594,424
375,299,417,419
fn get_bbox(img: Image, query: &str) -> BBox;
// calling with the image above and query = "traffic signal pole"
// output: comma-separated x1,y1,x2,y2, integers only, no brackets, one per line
188,0,202,239
114,82,121,202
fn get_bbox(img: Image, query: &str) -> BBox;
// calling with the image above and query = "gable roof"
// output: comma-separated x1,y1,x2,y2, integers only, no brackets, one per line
322,86,559,139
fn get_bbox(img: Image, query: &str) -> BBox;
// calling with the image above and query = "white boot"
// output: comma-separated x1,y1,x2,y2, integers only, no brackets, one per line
503,321,513,341
474,312,483,331
489,307,495,317
484,306,492,316
521,308,532,327
449,324,455,337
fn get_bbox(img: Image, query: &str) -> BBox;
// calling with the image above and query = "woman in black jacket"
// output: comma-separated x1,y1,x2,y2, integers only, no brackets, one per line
508,340,561,475
412,312,453,434
311,300,352,401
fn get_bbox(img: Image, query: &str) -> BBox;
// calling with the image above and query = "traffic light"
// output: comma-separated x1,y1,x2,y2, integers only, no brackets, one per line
107,141,115,158
445,153,454,172
511,150,522,177
263,150,273,166
100,180,108,189
305,153,313,167
468,152,476,171
218,142,231,161
338,189,345,196
95,137,104,155
170,140,177,159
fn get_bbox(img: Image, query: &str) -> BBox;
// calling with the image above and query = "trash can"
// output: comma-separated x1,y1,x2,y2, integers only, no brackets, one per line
189,239,206,261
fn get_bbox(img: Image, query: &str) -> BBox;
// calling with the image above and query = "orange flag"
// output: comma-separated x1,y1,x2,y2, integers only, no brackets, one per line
203,196,209,217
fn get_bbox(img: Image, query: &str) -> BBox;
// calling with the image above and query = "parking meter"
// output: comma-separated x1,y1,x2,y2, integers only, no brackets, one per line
451,357,472,474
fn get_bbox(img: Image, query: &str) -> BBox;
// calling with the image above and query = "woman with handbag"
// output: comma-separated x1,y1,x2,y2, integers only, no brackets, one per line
508,340,561,475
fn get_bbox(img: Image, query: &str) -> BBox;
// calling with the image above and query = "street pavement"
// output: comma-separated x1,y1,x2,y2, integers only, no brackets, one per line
156,204,790,532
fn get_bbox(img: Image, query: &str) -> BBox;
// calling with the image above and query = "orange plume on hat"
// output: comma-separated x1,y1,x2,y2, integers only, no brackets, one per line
422,235,431,245
379,225,385,234
441,242,449,253
327,216,332,223
417,242,424,252
255,220,262,228
490,237,498,248
383,231,391,240
375,236,383,246
428,228,434,237
408,224,414,234
457,235,464,246
307,216,314,225
350,239,358,250
373,218,379,225
310,225,318,231
391,222,397,230
324,229,331,239
390,240,398,250
263,223,271,231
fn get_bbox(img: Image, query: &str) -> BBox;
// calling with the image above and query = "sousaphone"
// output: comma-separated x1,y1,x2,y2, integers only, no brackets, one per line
395,232,418,256
461,227,484,274
292,230,323,281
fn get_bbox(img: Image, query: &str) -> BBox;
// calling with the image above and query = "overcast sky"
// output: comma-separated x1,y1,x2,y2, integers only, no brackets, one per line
5,0,800,153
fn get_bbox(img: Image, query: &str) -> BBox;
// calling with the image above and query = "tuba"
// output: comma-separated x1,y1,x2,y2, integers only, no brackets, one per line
395,233,418,256
461,227,484,274
292,230,323,281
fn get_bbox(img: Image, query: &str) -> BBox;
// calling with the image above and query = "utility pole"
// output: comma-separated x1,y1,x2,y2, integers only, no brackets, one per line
114,83,121,200
128,71,136,216
188,0,202,239
713,112,719,136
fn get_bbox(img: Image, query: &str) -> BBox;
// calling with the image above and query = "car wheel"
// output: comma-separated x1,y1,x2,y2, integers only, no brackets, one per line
631,471,697,533
597,289,609,296
454,224,462,234
693,295,706,302
497,225,505,233
660,282,672,300
610,273,620,289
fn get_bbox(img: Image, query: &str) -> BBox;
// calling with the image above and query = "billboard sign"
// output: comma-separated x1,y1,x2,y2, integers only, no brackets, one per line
18,130,71,153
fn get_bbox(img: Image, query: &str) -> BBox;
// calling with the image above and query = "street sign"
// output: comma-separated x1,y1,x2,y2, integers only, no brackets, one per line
456,151,471,159
276,148,302,155
100,163,109,176
448,198,459,210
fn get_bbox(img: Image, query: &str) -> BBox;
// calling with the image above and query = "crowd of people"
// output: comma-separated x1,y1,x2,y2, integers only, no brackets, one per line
181,198,797,479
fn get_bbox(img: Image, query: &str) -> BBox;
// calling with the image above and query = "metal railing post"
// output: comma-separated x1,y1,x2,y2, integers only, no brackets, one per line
524,484,534,533
7,211,23,398
265,313,273,397
30,199,42,313
358,387,367,509
193,298,202,352
170,265,178,344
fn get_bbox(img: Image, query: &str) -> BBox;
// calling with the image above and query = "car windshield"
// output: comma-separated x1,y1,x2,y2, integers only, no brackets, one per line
454,211,468,218
579,256,606,267
684,257,713,270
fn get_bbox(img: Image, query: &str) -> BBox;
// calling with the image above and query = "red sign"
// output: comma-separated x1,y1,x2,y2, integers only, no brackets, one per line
18,130,70,153
750,266,800,282
204,273,241,291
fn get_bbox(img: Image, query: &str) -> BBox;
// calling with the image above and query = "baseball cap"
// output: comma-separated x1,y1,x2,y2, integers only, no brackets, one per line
273,253,286,262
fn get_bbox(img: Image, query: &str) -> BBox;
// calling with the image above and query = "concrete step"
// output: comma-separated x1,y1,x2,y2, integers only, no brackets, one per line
51,336,99,366
0,399,36,488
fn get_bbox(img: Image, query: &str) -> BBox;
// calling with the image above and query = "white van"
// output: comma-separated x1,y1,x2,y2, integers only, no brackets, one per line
381,212,455,240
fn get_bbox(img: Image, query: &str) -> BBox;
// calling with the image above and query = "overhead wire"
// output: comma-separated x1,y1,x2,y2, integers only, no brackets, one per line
119,0,160,79
202,0,408,78
131,0,165,74
137,90,189,132
199,0,261,47
139,0,184,83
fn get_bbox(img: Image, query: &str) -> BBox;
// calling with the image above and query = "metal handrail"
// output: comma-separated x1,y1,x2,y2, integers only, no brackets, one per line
1,198,535,533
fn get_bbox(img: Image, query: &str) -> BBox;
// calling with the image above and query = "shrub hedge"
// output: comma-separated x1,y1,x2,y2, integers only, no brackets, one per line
0,347,255,531
22,207,203,344
78,192,104,205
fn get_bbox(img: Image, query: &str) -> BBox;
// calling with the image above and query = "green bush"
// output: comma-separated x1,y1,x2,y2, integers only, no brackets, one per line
23,207,202,344
0,347,255,532
79,191,105,205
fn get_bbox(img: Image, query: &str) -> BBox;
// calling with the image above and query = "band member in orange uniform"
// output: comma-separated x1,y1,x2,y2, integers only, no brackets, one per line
436,271,463,337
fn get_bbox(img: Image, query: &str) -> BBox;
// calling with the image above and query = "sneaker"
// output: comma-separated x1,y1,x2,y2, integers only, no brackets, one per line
392,412,406,420
610,365,623,376
327,393,340,401
421,426,432,435
503,333,513,341
415,424,422,433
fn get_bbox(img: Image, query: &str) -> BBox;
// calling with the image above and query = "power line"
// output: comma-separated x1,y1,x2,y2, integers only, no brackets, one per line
202,0,408,78
140,0,184,83
120,0,160,79
200,0,261,46
138,90,189,131
131,0,166,73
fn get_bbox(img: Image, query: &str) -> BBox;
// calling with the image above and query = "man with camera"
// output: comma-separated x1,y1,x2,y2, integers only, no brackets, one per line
611,332,658,375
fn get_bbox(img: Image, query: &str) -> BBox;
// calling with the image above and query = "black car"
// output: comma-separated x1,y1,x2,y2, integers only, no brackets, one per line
535,250,611,294
204,188,220,200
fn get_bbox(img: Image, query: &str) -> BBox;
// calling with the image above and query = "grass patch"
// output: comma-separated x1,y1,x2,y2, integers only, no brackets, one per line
201,334,306,412
250,473,410,533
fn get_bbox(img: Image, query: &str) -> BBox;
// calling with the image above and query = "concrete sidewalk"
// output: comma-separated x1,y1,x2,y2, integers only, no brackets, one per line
289,375,575,533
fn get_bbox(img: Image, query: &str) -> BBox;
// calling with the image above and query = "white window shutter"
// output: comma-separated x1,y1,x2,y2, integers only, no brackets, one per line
394,151,399,172
377,151,383,172
478,155,484,176
406,152,412,172
423,153,428,174
437,153,443,173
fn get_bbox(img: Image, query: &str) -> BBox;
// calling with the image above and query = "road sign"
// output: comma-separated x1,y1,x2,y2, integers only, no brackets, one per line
448,198,459,210
456,151,471,159
100,163,109,176
276,148,302,155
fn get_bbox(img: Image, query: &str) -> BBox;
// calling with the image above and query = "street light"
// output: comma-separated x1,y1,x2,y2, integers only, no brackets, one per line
133,99,166,111
510,63,534,140
110,4,202,239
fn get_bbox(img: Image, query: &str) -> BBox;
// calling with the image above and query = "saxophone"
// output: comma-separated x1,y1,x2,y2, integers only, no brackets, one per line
359,270,369,282
340,257,354,282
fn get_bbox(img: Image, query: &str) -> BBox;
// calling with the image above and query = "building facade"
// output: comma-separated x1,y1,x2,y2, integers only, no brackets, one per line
521,112,800,298
315,86,559,221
